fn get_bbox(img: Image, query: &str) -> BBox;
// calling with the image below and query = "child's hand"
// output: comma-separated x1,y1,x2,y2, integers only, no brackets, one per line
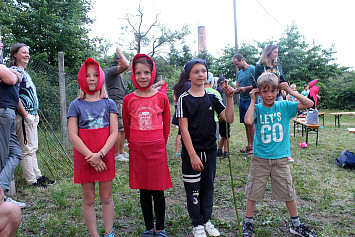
223,82,234,97
94,160,107,173
85,153,101,167
279,82,290,93
249,88,259,100
190,154,204,172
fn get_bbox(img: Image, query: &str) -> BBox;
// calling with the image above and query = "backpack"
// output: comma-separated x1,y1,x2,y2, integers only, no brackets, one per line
335,150,355,169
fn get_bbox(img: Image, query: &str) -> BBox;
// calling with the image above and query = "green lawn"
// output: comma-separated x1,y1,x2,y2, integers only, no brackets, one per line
13,107,355,236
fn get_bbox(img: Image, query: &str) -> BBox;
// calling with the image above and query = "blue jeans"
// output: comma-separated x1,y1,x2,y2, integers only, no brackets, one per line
0,108,22,195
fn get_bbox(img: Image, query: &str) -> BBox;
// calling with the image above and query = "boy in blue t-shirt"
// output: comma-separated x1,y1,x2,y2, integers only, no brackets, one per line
242,73,317,237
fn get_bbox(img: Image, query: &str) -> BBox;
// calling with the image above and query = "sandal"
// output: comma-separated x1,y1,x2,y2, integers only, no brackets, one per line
247,149,254,157
239,146,251,153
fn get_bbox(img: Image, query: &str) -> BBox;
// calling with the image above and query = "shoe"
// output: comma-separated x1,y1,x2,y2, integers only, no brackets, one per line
142,229,155,236
174,152,181,157
290,223,317,237
31,182,47,188
192,225,207,237
204,220,220,236
5,197,26,209
223,152,230,159
155,230,168,237
124,143,129,147
121,152,129,159
104,227,118,237
287,156,295,163
242,222,254,237
37,176,56,185
239,146,251,153
217,149,223,157
115,154,129,161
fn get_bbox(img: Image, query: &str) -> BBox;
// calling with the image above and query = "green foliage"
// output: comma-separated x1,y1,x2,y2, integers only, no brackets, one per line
323,72,355,109
0,0,97,74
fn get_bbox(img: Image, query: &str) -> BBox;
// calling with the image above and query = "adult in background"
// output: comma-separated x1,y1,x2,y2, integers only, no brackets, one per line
10,43,55,189
233,54,255,156
171,69,191,156
105,48,130,162
0,37,26,208
254,44,286,102
0,187,21,237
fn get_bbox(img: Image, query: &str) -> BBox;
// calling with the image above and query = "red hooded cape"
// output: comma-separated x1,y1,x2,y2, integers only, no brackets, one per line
130,54,156,91
77,58,105,94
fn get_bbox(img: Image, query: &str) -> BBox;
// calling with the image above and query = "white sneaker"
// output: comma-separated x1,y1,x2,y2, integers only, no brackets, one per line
287,156,295,163
124,143,129,147
121,152,129,159
204,221,220,236
5,197,26,209
115,154,129,161
192,225,207,237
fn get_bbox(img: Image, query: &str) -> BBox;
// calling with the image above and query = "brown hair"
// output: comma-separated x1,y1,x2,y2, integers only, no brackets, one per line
259,44,278,66
133,57,153,73
10,43,28,68
257,72,279,89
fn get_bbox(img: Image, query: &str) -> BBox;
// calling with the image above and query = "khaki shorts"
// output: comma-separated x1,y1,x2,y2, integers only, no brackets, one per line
245,156,296,201
115,102,124,132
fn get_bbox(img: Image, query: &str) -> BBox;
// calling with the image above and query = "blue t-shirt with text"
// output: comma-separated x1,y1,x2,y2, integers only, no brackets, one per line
253,100,298,159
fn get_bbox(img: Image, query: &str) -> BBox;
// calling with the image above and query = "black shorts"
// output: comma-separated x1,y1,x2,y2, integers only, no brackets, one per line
219,121,230,138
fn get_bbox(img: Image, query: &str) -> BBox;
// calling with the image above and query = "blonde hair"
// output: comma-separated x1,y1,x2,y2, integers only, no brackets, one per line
257,72,279,89
259,44,278,66
290,84,296,89
77,87,108,100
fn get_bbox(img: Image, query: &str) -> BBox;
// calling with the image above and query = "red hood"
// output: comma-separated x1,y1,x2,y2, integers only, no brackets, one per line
310,86,319,98
77,58,105,94
309,79,318,88
131,54,156,91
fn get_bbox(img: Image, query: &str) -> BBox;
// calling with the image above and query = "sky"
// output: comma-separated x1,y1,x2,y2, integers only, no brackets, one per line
88,0,355,69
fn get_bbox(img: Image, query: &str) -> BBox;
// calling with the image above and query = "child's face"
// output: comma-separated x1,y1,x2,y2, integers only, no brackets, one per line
189,63,207,86
134,63,152,88
86,64,99,91
291,86,297,91
260,85,279,108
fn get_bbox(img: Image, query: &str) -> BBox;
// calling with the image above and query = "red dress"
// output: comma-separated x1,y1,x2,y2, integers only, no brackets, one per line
122,92,172,190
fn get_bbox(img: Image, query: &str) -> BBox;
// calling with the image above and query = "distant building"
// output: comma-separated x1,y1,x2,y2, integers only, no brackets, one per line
198,26,207,55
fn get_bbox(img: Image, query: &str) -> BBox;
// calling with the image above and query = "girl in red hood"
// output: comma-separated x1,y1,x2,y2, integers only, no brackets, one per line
67,58,119,237
122,54,171,236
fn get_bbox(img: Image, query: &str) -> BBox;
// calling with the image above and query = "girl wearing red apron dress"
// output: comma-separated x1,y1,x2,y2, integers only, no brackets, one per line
122,54,171,237
67,58,118,237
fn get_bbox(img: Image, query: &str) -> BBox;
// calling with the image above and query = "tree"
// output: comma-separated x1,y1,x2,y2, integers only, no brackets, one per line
125,1,190,57
212,43,259,81
0,0,97,73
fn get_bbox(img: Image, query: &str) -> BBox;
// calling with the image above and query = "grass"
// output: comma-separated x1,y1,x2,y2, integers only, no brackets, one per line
12,106,355,236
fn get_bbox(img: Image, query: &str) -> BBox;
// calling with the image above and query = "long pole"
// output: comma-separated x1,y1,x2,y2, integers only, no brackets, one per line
233,0,238,55
232,1,243,236
58,52,69,148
